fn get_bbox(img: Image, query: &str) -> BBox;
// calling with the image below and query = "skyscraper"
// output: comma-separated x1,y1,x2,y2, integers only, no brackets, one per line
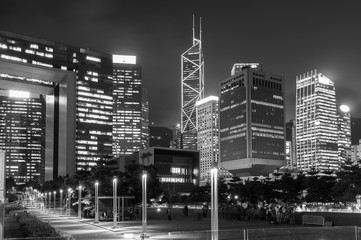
181,17,204,150
0,30,147,184
112,55,149,157
219,64,285,176
0,91,45,184
296,70,339,171
285,120,297,169
338,105,351,164
196,96,219,185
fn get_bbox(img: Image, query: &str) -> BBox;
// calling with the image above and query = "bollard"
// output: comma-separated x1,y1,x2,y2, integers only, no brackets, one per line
243,229,248,240
356,226,359,240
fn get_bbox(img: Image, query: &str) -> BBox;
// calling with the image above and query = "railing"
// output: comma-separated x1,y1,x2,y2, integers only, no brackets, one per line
165,226,361,240
301,215,325,225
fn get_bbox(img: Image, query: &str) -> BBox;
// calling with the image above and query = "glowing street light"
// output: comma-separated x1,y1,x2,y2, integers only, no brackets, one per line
78,185,82,219
53,191,56,213
112,177,118,229
48,192,52,210
44,193,47,210
94,181,99,224
67,188,72,216
211,162,219,240
60,189,63,215
141,170,147,239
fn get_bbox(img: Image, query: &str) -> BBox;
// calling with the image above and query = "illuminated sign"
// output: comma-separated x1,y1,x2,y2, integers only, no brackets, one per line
9,90,30,98
113,55,136,64
340,105,350,113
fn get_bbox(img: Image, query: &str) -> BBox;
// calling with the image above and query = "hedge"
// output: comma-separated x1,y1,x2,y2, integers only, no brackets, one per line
16,212,74,240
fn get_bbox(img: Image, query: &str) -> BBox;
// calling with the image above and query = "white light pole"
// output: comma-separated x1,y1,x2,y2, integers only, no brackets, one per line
67,188,72,216
211,162,218,240
44,193,47,210
53,191,56,213
112,177,117,229
95,181,99,224
48,192,52,211
60,189,63,215
78,185,82,219
141,170,147,239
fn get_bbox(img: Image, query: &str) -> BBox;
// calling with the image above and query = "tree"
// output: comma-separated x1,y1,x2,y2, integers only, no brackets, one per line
304,171,336,203
140,152,152,165
332,159,361,203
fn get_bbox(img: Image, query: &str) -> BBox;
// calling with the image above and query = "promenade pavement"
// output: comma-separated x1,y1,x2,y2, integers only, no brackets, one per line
27,206,311,240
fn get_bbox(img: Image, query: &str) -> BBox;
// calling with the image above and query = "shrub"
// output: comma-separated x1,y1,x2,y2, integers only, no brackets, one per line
5,204,26,215
17,213,74,239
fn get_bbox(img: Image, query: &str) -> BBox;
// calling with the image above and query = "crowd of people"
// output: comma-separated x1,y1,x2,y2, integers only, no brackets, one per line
219,201,297,224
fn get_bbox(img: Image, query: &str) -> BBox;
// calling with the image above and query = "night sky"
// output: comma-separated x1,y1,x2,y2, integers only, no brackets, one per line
1,0,361,128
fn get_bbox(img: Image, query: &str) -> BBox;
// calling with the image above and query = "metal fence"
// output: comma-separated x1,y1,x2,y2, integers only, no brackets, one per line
164,226,360,240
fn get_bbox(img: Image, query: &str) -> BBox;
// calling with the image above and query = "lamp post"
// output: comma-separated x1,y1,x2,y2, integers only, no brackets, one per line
78,185,82,219
141,170,147,239
48,192,52,211
95,181,99,224
112,177,117,229
67,188,71,216
44,193,47,210
211,162,218,240
60,189,63,215
53,191,56,213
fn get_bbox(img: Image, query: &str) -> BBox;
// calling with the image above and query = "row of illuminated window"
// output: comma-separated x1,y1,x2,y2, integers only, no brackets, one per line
89,130,112,136
78,91,112,100
220,133,246,141
251,127,284,135
251,100,284,109
77,107,112,115
78,118,112,125
77,113,110,121
170,167,188,175
160,177,186,183
77,97,113,105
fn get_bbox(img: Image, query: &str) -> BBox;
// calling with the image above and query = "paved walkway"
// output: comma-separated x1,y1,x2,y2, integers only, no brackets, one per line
27,206,306,240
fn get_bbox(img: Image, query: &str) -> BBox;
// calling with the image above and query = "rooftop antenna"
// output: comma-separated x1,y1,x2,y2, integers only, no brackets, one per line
192,15,195,44
200,17,202,44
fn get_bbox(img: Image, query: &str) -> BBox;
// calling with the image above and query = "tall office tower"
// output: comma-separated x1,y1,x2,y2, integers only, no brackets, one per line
351,140,361,165
351,117,361,145
219,64,285,176
112,55,149,157
149,126,173,148
170,124,182,149
337,105,351,164
141,87,149,150
0,30,113,182
181,17,204,150
285,120,297,168
196,96,219,185
296,70,339,171
0,91,45,184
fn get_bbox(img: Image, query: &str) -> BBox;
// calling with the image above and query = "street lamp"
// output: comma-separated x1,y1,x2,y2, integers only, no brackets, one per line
60,189,63,215
67,188,72,216
94,181,99,224
141,170,147,239
78,185,82,219
48,192,52,211
112,177,117,229
44,193,47,210
53,191,56,213
211,162,219,240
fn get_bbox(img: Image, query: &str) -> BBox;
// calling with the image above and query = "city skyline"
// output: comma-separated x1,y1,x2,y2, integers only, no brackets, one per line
1,0,361,128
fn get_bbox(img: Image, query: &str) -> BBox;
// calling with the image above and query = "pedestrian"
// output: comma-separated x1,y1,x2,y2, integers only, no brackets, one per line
183,204,189,216
167,208,172,220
